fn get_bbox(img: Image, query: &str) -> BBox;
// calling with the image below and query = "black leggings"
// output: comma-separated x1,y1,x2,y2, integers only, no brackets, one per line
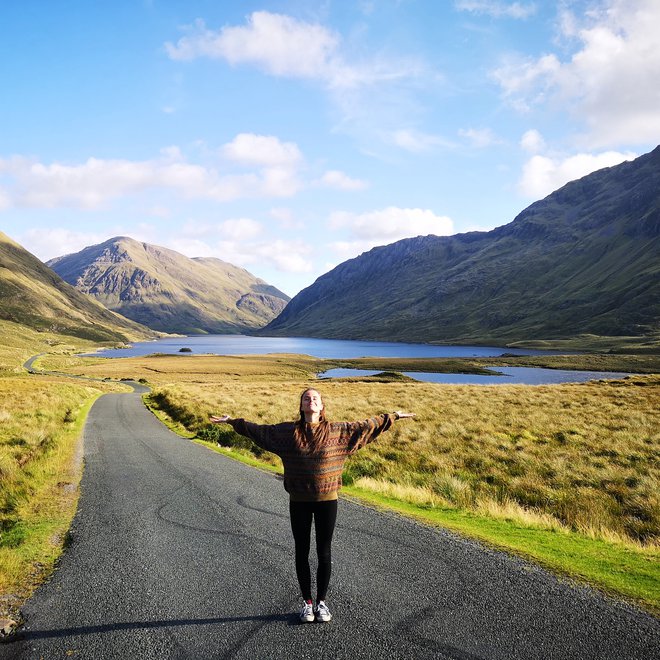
289,500,338,602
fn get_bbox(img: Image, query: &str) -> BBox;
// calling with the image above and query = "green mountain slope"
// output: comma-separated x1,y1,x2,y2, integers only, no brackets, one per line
264,146,660,345
48,237,290,334
0,232,153,343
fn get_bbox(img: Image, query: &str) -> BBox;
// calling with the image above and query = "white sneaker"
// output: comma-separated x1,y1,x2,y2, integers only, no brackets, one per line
314,600,332,622
299,601,314,623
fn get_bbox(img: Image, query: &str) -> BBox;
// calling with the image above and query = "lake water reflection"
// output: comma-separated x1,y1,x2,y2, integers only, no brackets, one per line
89,334,555,359
87,334,628,385
319,367,630,386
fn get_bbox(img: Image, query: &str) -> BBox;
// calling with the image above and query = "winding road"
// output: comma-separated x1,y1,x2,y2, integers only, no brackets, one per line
2,384,659,659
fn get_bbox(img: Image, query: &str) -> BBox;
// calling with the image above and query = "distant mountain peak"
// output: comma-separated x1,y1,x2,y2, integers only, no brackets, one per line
0,231,153,342
48,238,290,335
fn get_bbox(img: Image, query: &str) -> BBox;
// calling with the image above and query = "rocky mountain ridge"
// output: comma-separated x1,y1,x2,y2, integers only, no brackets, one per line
0,231,153,343
48,237,290,335
264,145,660,344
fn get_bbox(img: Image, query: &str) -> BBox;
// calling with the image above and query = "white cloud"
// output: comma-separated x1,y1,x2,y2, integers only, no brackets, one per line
219,218,262,241
214,238,314,274
518,150,637,198
165,237,216,258
391,129,453,153
0,141,304,209
455,1,537,19
166,14,338,78
493,0,660,146
520,129,546,153
458,127,502,148
329,206,454,258
18,227,110,262
164,12,428,151
491,54,560,110
269,207,301,229
147,205,172,218
317,170,368,190
165,12,415,90
221,133,302,167
179,217,263,242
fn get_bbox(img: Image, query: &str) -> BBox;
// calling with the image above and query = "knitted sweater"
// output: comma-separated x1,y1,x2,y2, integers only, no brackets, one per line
226,414,398,501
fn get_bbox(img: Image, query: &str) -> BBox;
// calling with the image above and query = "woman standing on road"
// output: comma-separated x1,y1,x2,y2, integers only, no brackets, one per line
210,387,414,623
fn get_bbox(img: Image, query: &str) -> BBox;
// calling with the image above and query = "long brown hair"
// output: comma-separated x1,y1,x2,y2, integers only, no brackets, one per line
294,388,330,445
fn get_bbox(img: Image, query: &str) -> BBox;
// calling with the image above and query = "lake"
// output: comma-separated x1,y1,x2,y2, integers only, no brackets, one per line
86,334,630,385
319,367,630,386
89,334,557,359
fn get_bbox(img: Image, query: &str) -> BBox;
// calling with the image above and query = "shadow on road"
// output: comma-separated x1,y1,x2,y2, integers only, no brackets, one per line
9,612,297,643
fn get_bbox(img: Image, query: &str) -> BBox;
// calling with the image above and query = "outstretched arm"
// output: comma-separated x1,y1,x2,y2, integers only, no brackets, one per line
209,414,231,424
394,411,415,419
344,411,415,453
208,413,287,455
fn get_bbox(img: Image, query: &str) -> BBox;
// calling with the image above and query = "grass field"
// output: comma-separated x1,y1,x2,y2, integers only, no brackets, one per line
102,350,657,612
0,322,130,625
2,343,659,617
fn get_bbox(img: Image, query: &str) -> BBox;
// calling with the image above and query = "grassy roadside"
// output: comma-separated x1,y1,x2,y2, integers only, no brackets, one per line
3,342,659,621
175,432,660,615
0,380,97,623
0,327,131,628
146,383,660,616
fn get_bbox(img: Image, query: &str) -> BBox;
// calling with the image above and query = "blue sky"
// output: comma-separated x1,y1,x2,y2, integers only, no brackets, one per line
1,1,658,296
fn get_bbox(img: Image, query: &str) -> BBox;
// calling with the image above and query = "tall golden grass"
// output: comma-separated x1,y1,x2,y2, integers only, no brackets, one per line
0,319,100,374
0,376,123,616
147,375,659,548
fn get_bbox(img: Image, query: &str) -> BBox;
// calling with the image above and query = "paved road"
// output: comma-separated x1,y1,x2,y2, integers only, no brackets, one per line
2,388,658,659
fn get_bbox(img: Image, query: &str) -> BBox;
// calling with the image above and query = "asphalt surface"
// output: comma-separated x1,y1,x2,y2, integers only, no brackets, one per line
2,387,659,659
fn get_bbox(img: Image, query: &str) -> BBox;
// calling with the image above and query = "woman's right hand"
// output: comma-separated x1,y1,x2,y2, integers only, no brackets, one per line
209,414,231,424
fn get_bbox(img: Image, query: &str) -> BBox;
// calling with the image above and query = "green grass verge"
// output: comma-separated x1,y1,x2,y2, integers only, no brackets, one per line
189,431,659,616
341,487,660,614
0,391,103,623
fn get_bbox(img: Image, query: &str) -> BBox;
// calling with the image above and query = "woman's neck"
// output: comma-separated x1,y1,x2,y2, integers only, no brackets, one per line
304,412,321,424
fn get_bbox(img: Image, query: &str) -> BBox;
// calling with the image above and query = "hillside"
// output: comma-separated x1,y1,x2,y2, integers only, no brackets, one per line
264,146,660,345
48,237,290,334
0,232,153,343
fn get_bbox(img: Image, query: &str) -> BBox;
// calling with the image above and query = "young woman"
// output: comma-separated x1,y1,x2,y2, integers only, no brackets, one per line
210,387,414,623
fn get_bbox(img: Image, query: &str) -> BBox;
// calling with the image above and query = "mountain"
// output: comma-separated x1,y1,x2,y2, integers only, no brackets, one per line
0,232,153,342
264,146,660,344
47,237,290,335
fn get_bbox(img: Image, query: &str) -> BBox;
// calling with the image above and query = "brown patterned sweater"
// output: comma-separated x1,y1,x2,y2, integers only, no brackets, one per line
226,414,398,501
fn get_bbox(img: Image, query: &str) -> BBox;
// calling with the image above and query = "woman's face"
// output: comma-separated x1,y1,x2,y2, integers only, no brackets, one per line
301,389,324,416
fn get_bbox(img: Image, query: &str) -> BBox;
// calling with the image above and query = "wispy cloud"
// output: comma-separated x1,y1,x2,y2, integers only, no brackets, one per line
390,129,454,153
213,238,314,274
165,12,418,90
329,206,454,258
165,11,430,149
0,136,306,209
455,1,537,20
221,133,302,167
317,170,368,190
518,150,637,198
492,0,660,147
458,127,502,148
19,227,111,262
519,129,546,153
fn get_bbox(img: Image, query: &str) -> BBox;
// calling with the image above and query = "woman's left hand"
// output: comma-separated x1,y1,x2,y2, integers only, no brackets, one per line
395,411,415,419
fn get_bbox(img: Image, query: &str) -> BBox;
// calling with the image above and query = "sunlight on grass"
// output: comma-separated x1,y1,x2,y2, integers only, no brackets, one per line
0,375,127,620
146,374,660,549
3,346,659,614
